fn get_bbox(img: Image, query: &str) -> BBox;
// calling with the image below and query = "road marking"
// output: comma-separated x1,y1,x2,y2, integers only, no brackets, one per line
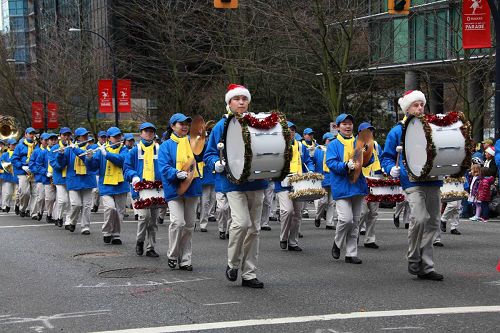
202,302,240,306
0,221,139,229
89,305,500,333
0,310,110,329
381,327,424,331
76,277,213,289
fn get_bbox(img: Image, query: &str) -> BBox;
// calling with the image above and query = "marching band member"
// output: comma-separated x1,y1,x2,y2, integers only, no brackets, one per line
50,127,72,227
216,192,232,240
90,131,108,213
358,122,383,249
11,127,37,217
1,139,18,212
199,154,216,233
123,133,140,220
327,114,373,264
158,113,202,271
86,127,129,244
301,127,317,157
0,140,4,205
260,182,275,231
36,133,58,223
381,90,444,281
124,122,161,257
29,133,49,221
274,121,314,252
55,128,97,234
204,84,267,288
313,132,337,230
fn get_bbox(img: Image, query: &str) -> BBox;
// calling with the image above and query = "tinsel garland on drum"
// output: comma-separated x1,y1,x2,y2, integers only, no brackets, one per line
441,176,467,202
133,180,167,209
365,177,405,202
288,173,327,201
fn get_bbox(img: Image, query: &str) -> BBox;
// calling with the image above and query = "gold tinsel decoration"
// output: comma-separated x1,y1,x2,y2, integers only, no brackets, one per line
288,173,324,184
289,188,327,200
443,177,465,184
441,190,468,200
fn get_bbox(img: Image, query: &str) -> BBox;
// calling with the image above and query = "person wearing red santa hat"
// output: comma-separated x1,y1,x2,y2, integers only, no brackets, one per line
482,146,496,177
381,90,444,281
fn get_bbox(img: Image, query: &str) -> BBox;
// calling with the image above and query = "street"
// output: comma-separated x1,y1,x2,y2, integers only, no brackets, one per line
1,206,500,333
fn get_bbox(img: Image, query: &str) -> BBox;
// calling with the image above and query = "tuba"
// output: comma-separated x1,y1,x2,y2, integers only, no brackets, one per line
0,116,21,141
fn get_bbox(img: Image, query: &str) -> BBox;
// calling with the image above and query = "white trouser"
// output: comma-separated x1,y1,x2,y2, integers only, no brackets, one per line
102,193,127,237
0,179,2,205
158,207,167,220
359,200,379,244
2,181,16,209
441,200,460,230
315,188,337,226
261,182,275,226
92,186,100,208
167,197,198,266
395,200,411,224
18,175,34,212
55,184,70,222
277,191,302,247
226,190,264,280
405,186,440,274
216,192,232,232
137,208,158,250
199,185,216,229
44,184,56,217
68,189,93,229
335,196,364,257
33,182,45,216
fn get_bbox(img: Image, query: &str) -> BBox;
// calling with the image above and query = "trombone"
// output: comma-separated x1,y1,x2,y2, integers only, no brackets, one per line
77,141,124,157
52,139,93,153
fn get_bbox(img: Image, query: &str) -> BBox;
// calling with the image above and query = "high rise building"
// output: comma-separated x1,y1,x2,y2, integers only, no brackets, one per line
1,0,36,63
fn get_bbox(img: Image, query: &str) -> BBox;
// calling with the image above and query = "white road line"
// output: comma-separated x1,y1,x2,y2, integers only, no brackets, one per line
0,221,139,229
89,305,500,333
202,302,240,306
381,327,424,331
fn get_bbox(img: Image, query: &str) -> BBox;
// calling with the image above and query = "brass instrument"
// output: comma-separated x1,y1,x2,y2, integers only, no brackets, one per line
0,115,21,141
53,139,94,153
177,158,196,196
349,128,374,184
78,141,124,157
189,115,206,156
1,161,13,174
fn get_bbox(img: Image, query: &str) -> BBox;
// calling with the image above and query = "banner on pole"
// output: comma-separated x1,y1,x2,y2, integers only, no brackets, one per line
31,101,44,129
98,80,113,113
117,79,131,113
462,0,492,49
47,102,58,129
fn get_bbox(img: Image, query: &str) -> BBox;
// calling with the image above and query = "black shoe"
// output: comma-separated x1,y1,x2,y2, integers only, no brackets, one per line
451,229,461,235
364,242,379,249
345,256,362,264
124,213,129,218
56,219,63,227
37,213,42,221
179,265,193,271
81,230,90,235
136,241,144,256
280,240,287,249
157,217,164,225
299,232,303,238
146,249,159,257
68,224,75,232
393,214,400,228
26,210,30,216
440,221,446,233
326,225,335,230
168,259,177,269
219,232,226,240
408,261,421,275
14,205,19,215
91,205,98,213
261,226,271,231
417,271,444,281
111,238,122,245
433,241,444,247
19,211,26,217
225,233,229,239
301,210,309,218
31,215,38,220
64,224,70,230
225,265,238,281
134,214,139,221
269,216,278,222
103,235,112,243
405,223,409,229
208,216,216,222
242,278,264,288
314,218,321,228
288,245,302,251
200,228,208,232
331,241,340,259
359,230,366,235
4,206,10,213
46,215,52,223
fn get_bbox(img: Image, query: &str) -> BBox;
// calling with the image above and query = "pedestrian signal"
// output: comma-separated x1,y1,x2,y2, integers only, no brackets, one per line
388,0,410,15
214,0,238,9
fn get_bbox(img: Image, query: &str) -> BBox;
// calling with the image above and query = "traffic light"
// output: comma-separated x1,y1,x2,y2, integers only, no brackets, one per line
388,0,410,15
214,0,238,9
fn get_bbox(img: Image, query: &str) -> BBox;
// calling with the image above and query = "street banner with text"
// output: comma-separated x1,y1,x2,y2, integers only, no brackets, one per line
32,102,44,129
98,80,113,113
462,0,492,49
47,102,58,129
117,79,131,112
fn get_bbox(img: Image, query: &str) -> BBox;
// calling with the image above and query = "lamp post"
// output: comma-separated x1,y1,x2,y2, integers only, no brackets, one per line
69,28,119,127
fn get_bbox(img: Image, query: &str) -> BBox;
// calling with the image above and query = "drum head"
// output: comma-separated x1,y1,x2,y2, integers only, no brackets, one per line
225,117,245,180
404,117,427,177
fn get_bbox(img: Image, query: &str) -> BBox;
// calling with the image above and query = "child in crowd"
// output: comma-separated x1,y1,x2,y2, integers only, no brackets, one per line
477,168,495,222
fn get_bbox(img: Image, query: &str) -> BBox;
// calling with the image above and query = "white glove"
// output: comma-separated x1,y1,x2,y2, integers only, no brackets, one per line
22,166,30,173
390,166,401,178
215,160,226,173
347,160,355,170
99,145,107,156
70,142,77,149
132,176,141,186
86,150,94,158
46,172,52,178
177,171,188,180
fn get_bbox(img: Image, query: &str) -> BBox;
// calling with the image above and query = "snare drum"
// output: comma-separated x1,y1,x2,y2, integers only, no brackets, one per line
133,181,167,209
287,173,327,202
441,177,467,202
223,112,290,184
366,177,405,202
403,112,472,181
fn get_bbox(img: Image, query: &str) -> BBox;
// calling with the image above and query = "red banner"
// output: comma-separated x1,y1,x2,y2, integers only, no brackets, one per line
98,80,113,113
32,101,44,129
462,0,492,49
117,79,132,112
47,102,58,129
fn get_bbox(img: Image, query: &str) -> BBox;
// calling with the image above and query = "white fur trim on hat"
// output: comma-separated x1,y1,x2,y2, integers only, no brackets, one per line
398,90,426,113
486,147,495,156
225,84,251,105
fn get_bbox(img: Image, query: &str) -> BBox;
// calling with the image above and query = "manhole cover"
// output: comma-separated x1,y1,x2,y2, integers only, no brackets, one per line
74,251,124,258
98,267,159,278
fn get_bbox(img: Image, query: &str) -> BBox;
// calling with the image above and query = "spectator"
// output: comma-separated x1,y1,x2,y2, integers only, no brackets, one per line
482,146,497,177
477,167,495,222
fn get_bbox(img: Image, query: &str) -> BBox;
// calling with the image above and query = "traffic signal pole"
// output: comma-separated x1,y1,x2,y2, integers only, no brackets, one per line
488,0,500,139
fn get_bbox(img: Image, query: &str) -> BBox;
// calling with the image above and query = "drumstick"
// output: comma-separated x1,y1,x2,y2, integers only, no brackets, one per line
395,146,403,167
217,142,225,163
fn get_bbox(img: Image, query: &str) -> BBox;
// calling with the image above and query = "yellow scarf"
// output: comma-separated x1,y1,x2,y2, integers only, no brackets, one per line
321,147,329,173
140,141,155,181
74,143,88,175
362,141,381,177
24,139,34,163
302,139,316,149
103,144,124,185
170,134,199,178
336,134,354,163
289,140,303,175
7,150,14,174
58,140,67,177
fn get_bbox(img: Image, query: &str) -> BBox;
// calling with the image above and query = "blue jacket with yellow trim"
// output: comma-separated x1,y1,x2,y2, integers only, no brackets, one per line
86,145,130,196
28,147,44,183
35,147,52,185
0,151,18,183
53,145,97,191
158,136,202,201
313,145,331,188
49,143,69,185
275,140,315,193
11,139,33,176
123,141,161,200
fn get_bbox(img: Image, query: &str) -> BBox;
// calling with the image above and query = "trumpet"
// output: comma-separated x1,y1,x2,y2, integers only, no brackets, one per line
52,139,94,153
78,141,124,157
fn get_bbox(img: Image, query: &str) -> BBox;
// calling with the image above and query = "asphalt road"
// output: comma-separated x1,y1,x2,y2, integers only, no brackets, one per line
1,205,499,333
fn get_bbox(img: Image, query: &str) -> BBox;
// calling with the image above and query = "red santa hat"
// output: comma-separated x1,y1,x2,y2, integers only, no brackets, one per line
398,90,426,113
225,84,251,105
486,146,495,156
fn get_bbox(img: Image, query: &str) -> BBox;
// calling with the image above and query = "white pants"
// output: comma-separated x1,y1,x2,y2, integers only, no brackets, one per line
92,186,100,208
315,188,337,226
33,182,45,216
18,175,34,212
395,200,410,224
68,189,93,229
441,200,460,230
199,185,216,229
44,184,56,217
1,181,16,209
226,190,264,280
102,193,127,237
167,197,198,266
359,200,379,244
55,184,70,222
261,182,275,226
216,192,232,232
335,196,364,257
137,208,158,250
277,191,302,247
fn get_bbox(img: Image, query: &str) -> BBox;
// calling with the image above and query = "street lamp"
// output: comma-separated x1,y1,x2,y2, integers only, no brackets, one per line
69,27,119,127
